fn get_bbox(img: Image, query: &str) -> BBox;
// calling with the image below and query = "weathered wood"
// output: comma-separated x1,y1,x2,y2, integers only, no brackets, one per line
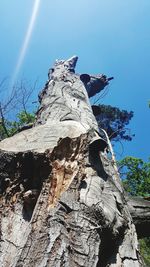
127,196,150,238
0,56,145,266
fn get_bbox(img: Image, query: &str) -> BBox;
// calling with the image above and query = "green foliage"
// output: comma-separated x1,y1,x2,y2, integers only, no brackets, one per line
139,238,150,267
119,156,150,197
118,156,150,266
0,111,35,140
16,111,35,126
0,123,8,140
92,104,134,142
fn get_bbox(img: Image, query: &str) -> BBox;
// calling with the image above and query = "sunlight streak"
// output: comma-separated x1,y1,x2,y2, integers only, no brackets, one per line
11,0,41,88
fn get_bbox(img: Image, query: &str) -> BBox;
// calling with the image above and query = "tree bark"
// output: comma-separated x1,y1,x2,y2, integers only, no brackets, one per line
0,56,147,267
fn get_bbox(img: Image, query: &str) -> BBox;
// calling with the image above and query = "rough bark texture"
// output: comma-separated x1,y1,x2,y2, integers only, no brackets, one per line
0,56,148,267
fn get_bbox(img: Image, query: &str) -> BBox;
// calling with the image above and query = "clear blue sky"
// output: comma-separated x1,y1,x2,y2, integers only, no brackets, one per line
0,0,150,160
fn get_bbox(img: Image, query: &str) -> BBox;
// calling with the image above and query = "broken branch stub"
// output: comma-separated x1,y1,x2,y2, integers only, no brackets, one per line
0,56,145,267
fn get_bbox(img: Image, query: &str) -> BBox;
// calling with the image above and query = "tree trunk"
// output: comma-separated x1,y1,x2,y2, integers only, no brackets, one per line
0,56,148,267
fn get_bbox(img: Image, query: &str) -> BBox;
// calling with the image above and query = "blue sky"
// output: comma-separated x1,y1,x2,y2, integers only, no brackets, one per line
0,0,150,160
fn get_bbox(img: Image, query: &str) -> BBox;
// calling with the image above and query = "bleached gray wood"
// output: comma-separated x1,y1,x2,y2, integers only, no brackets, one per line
0,56,145,267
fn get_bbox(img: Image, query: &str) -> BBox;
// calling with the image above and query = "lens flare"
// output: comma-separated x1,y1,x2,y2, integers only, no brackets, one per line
11,0,41,88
